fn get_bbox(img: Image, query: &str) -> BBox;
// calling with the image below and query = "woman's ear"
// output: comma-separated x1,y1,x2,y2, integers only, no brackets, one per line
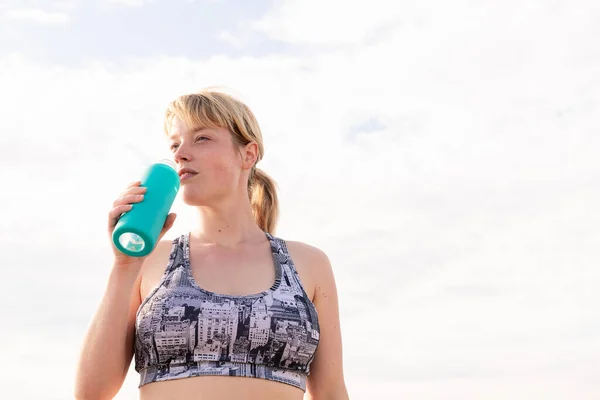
242,141,259,169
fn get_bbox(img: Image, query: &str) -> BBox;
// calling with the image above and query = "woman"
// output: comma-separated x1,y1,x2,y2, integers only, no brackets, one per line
75,89,349,400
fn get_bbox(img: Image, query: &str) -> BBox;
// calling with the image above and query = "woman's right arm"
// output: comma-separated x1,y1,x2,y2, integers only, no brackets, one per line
74,260,143,400
74,180,176,400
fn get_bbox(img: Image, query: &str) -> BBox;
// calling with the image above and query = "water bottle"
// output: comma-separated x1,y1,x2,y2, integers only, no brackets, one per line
112,159,180,257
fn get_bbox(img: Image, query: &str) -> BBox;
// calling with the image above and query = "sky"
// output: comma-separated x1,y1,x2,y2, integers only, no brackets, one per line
0,0,599,399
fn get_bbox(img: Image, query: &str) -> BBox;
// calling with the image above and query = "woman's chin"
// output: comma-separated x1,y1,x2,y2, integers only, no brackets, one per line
180,187,207,205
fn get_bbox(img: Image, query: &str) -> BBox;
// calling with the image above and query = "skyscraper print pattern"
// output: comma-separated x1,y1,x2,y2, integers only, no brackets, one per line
134,232,320,391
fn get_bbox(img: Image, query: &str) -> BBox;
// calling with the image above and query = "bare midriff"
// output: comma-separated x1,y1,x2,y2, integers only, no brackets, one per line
139,375,305,400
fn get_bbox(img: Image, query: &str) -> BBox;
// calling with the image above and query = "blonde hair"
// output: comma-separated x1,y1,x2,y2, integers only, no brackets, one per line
164,88,279,234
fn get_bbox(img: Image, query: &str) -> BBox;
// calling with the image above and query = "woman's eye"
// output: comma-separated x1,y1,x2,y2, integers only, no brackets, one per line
170,137,207,151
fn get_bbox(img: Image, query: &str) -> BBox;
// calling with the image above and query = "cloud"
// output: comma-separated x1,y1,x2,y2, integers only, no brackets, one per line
251,0,410,45
104,0,156,6
218,30,246,48
4,8,70,23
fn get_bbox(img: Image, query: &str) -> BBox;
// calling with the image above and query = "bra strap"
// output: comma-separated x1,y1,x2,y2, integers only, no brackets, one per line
163,235,184,276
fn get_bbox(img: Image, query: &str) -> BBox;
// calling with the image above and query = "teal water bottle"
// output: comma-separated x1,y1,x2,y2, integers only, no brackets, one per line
112,159,180,257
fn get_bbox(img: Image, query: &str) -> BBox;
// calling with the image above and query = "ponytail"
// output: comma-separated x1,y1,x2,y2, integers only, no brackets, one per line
248,167,279,234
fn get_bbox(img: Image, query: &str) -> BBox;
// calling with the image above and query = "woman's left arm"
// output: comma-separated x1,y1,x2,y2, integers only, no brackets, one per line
305,248,350,400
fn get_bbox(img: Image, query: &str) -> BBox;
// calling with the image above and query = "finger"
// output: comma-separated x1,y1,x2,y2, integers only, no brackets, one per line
158,213,177,240
114,188,146,206
118,185,147,198
112,193,145,207
163,213,176,231
117,181,143,197
108,204,134,229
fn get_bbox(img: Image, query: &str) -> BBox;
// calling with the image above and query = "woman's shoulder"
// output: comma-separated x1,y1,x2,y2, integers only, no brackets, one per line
282,239,330,265
279,238,334,300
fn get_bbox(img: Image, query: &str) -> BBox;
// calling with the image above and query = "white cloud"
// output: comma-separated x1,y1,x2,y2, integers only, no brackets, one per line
0,1,599,399
104,0,156,6
218,30,246,48
251,0,411,45
4,8,69,23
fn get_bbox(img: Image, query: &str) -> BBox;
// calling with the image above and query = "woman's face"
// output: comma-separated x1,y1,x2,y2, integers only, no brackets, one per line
167,117,251,206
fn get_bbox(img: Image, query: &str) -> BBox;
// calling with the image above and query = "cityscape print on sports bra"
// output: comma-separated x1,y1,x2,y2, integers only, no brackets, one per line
134,232,320,391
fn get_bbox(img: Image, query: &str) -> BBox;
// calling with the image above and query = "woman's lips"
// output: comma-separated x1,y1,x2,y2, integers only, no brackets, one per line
180,172,197,181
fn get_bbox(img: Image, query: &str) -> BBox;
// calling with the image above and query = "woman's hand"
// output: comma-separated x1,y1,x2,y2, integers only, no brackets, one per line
108,180,177,266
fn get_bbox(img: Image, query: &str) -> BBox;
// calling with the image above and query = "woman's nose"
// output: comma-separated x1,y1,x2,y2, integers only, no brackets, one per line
173,145,191,162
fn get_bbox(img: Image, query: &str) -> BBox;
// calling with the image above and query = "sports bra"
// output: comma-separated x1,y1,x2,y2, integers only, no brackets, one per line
134,232,320,391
